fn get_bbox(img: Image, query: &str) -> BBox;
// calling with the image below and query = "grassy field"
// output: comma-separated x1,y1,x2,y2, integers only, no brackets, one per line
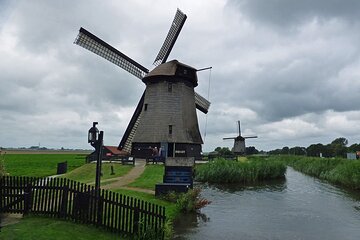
195,157,286,183
62,163,133,184
271,155,360,190
4,154,85,177
0,215,126,240
127,165,164,190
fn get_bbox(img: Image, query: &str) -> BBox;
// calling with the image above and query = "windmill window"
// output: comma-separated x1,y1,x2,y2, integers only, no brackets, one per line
168,83,172,92
169,125,173,135
144,104,148,111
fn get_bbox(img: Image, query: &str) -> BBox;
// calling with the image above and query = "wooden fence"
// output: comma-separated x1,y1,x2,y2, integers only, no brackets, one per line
0,176,166,237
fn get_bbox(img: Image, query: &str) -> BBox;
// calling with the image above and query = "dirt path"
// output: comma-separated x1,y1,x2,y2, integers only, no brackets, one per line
0,213,22,228
101,159,155,194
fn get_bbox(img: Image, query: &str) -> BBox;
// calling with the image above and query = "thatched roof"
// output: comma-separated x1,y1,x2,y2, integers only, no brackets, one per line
143,60,198,86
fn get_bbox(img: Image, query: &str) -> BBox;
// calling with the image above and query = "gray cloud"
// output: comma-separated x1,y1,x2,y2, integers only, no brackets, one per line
1,0,360,151
228,0,360,28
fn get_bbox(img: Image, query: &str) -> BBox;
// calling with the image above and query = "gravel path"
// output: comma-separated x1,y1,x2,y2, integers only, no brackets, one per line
101,159,155,194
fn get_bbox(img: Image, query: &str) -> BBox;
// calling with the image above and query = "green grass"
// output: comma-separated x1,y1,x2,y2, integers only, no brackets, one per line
0,215,126,240
113,189,179,221
127,165,164,190
195,158,286,183
272,155,360,190
62,163,133,184
4,154,85,177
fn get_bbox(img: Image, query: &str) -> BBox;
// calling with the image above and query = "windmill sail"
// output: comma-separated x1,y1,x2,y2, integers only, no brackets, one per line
75,27,210,113
74,27,149,79
195,92,210,114
153,9,187,66
118,91,145,152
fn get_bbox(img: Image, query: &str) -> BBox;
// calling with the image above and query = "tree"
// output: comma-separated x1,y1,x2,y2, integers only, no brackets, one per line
289,146,307,155
307,143,325,157
246,146,259,155
214,147,233,156
330,137,348,157
268,149,282,155
331,137,348,146
349,143,360,152
280,146,290,155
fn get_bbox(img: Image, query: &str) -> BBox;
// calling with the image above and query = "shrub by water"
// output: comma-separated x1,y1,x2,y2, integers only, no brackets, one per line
195,158,286,184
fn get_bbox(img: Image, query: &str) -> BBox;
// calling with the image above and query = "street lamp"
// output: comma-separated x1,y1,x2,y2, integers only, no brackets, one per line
88,122,104,201
88,122,99,147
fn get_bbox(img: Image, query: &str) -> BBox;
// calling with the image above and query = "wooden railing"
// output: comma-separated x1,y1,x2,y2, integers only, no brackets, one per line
0,176,165,238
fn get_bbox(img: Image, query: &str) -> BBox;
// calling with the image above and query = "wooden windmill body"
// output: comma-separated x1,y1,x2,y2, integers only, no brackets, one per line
223,121,257,155
74,9,210,159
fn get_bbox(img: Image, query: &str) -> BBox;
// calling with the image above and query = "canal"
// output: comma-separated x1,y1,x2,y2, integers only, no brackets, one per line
174,167,360,240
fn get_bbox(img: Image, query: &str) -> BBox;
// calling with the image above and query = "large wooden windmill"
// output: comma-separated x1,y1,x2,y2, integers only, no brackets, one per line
74,9,210,159
223,121,257,155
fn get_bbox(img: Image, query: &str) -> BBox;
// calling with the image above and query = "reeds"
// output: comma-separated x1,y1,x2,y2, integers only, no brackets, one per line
195,158,286,184
272,155,360,190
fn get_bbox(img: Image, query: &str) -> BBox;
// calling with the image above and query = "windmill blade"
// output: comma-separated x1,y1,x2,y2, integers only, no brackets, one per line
74,27,149,79
223,137,236,140
153,9,187,66
237,120,241,136
244,136,258,139
118,91,145,151
195,92,210,114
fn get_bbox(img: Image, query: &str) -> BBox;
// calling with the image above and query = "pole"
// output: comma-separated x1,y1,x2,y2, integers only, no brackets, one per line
95,131,103,198
95,131,103,225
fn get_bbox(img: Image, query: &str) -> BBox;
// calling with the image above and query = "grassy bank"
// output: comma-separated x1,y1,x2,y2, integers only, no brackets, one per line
272,155,360,190
62,163,133,184
127,165,164,190
195,157,286,184
0,215,125,240
4,154,85,177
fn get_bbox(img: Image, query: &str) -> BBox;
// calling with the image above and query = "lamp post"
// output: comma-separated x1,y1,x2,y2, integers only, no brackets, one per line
88,122,103,199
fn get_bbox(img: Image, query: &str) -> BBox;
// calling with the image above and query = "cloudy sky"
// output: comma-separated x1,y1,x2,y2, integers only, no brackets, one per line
1,0,360,151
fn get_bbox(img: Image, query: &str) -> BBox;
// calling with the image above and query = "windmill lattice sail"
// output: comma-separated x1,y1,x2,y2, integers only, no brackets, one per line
153,9,187,66
75,27,149,79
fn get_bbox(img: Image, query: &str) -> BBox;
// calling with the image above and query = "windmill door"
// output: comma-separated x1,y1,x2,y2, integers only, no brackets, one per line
160,142,169,158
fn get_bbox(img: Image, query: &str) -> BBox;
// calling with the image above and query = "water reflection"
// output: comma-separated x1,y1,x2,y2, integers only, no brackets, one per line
201,177,286,194
173,212,210,240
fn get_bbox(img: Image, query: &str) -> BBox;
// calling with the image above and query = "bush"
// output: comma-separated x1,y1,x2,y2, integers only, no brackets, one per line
195,158,286,184
162,188,211,213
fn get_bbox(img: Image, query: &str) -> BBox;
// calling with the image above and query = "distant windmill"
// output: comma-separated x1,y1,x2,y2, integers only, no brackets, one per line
223,121,257,155
74,9,210,158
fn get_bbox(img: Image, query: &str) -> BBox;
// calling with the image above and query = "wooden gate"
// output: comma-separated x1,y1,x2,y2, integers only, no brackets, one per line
0,176,33,214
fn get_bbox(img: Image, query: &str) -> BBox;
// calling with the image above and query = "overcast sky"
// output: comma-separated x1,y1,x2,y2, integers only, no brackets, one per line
1,0,360,151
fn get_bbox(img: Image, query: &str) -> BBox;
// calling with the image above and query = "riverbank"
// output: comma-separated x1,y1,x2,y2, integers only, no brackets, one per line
269,155,360,190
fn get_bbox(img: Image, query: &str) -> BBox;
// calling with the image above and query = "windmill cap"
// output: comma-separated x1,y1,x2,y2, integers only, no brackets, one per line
143,60,198,87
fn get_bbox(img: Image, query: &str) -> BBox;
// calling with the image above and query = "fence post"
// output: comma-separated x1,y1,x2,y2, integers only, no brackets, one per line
60,185,69,218
133,199,140,234
23,183,32,215
0,177,3,212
